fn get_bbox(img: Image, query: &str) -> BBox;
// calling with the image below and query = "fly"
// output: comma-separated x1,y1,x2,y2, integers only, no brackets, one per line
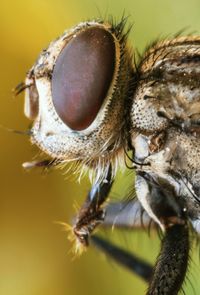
16,16,200,295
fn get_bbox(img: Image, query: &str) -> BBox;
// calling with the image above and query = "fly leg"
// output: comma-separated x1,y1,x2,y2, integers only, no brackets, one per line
72,167,113,250
146,223,189,295
72,175,154,281
103,199,154,229
135,172,190,294
73,177,153,249
91,235,153,282
92,201,189,292
92,173,189,290
90,199,154,282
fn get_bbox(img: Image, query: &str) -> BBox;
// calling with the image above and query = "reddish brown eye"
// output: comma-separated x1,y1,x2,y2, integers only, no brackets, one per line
52,26,116,130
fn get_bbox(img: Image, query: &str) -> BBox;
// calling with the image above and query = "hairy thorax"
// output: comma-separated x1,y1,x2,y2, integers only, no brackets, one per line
130,37,200,229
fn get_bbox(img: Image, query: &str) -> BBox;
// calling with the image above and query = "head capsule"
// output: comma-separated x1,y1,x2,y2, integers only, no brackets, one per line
24,19,134,179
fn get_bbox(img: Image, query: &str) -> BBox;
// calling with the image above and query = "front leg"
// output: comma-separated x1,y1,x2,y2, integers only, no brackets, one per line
72,167,113,251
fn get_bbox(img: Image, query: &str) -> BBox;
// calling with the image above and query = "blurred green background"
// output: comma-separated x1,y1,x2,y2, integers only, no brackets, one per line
1,0,200,294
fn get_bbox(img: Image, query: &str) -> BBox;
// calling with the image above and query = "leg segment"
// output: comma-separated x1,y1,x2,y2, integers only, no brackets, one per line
147,223,190,295
103,199,153,229
73,167,113,247
90,200,154,282
91,235,153,282
73,183,154,249
72,171,155,282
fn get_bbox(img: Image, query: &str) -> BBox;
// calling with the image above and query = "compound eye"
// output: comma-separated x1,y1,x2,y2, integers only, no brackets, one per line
52,27,116,131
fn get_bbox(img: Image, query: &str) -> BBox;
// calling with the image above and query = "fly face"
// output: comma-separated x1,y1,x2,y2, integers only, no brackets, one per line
24,20,133,178
20,18,200,295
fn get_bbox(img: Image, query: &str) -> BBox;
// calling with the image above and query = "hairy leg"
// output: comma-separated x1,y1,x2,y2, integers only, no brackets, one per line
73,167,113,247
146,223,189,295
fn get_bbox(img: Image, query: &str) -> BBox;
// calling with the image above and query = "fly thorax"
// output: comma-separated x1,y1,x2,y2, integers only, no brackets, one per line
130,82,169,134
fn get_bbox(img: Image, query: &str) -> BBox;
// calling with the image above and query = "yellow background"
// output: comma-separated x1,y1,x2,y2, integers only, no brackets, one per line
1,0,200,294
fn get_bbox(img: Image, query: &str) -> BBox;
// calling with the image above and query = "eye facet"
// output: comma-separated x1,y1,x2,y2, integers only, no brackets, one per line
52,27,116,131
